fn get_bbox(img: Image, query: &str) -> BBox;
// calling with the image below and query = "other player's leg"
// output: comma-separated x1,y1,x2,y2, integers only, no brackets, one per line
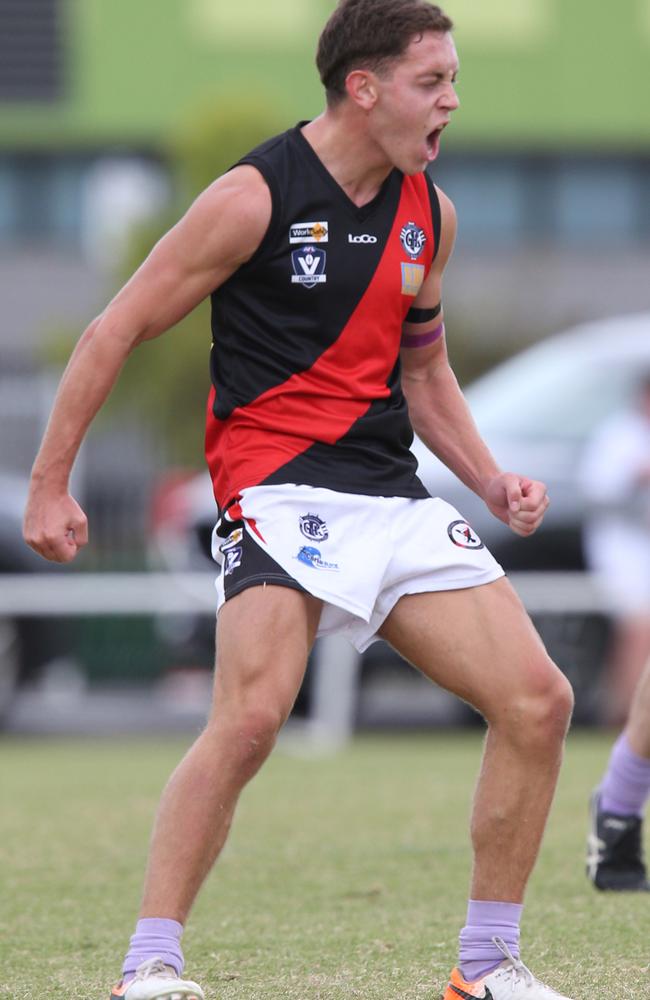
587,653,650,892
111,585,322,1000
379,577,575,1000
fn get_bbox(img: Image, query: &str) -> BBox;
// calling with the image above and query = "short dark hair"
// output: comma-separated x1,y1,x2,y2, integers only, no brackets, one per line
317,0,453,106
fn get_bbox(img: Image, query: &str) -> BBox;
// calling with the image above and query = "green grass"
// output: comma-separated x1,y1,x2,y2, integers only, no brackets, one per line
0,730,647,999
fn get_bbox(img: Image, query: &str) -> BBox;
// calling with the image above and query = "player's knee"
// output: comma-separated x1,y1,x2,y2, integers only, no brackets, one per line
496,658,573,750
208,701,284,776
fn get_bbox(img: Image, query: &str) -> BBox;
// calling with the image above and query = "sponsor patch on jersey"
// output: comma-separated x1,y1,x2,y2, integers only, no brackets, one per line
291,246,327,288
289,221,329,244
295,546,339,571
401,262,425,297
447,520,484,550
348,233,378,244
299,513,329,542
224,545,243,575
400,221,427,260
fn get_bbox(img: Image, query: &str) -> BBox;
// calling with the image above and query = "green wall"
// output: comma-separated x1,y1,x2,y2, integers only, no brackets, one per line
1,0,649,151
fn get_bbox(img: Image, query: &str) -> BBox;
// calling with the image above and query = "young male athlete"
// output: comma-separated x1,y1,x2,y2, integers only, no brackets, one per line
23,2,575,998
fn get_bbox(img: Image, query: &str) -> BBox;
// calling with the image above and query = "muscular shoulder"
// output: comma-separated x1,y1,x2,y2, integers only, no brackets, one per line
177,164,273,270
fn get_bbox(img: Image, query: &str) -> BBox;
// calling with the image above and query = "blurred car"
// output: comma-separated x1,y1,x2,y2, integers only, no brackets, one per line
150,313,650,721
0,471,67,720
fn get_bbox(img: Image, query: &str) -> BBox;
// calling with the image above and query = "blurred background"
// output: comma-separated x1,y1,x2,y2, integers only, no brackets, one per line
1,0,649,738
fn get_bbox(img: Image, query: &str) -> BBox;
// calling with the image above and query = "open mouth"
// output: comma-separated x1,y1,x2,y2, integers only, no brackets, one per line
425,122,449,161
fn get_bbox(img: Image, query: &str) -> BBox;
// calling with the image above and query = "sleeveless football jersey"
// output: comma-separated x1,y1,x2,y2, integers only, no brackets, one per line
205,122,441,511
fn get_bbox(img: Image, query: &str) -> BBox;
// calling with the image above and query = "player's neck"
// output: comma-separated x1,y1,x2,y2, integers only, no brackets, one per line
301,112,394,209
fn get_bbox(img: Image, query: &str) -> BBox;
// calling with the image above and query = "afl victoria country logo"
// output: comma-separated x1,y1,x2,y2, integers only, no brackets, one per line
291,246,327,288
447,520,484,550
400,221,427,260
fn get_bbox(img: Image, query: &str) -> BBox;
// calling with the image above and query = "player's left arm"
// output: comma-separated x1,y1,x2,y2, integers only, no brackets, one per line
400,186,549,537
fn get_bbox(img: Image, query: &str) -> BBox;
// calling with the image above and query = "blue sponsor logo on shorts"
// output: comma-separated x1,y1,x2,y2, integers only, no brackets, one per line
296,546,339,571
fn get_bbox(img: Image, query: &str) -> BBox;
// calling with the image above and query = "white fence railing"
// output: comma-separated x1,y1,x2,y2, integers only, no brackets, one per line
0,570,612,616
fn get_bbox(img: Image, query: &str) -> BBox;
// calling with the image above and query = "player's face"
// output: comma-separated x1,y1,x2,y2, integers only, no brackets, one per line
370,31,459,175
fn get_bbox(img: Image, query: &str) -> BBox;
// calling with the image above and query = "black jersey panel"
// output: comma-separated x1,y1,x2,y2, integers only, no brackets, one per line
210,128,403,420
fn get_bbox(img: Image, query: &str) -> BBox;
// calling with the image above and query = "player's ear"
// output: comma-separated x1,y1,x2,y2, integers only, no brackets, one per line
345,69,378,110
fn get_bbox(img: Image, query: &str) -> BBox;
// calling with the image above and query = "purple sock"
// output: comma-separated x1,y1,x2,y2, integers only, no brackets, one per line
122,918,184,982
458,899,523,982
600,734,650,817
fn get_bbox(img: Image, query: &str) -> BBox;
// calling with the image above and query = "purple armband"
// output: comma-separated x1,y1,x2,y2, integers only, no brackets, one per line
401,322,444,349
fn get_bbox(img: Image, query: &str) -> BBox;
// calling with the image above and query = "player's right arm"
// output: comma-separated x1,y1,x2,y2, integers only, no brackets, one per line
23,165,272,563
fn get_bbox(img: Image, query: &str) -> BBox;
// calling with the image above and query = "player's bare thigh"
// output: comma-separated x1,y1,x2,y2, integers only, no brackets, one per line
209,584,323,726
379,576,572,723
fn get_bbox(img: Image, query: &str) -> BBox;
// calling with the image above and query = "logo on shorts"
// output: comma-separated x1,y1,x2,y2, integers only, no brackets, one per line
400,221,427,260
295,546,339,571
224,546,243,575
289,221,329,244
291,246,327,288
447,520,484,550
299,513,329,542
219,527,243,551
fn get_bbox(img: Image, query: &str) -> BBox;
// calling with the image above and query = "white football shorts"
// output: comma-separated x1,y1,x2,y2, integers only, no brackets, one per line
212,484,504,651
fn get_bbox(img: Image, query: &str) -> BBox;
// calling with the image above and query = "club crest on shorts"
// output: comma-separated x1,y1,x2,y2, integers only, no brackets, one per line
400,221,427,260
299,513,328,542
295,546,339,571
224,545,243,575
447,519,484,550
291,246,327,288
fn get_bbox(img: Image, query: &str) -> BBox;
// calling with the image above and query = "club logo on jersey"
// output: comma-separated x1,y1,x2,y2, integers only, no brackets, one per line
291,246,327,288
447,519,485,550
401,262,425,297
295,546,339,571
299,513,329,542
289,221,329,244
224,545,243,575
400,221,427,260
348,233,378,244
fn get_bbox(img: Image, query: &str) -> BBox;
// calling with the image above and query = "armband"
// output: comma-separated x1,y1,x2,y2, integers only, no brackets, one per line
405,302,441,324
401,322,444,349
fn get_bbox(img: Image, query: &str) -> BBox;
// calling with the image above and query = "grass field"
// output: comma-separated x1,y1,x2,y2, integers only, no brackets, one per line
0,730,647,999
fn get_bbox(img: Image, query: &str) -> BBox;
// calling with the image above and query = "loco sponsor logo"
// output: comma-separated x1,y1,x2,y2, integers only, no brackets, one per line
295,546,339,571
401,262,425,296
447,520,484,550
224,545,243,575
348,233,378,244
299,513,329,542
291,246,327,288
289,221,329,244
400,221,427,260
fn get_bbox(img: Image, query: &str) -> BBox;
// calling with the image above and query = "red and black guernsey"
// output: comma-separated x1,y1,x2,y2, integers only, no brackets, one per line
205,122,441,511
